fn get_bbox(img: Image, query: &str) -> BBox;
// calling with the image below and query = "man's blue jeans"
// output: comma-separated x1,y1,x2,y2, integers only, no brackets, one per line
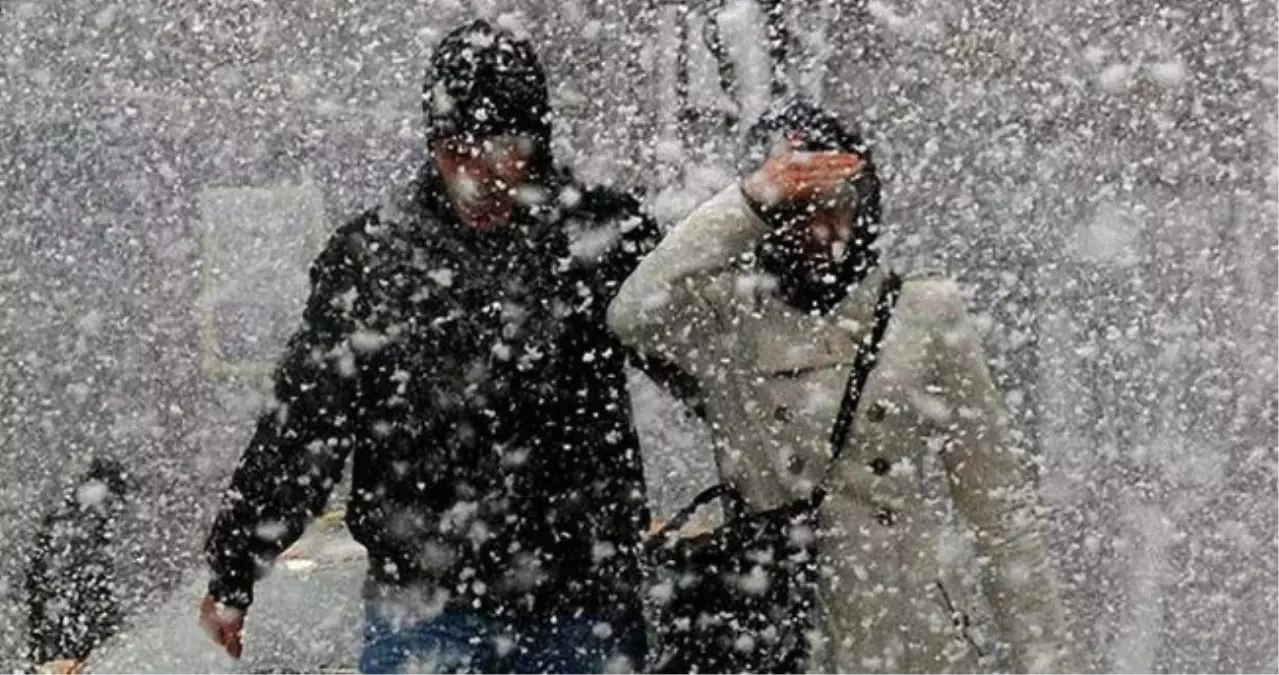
359,590,647,674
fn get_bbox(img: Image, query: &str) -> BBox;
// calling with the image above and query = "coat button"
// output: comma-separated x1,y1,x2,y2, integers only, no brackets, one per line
867,400,888,422
773,406,792,422
875,506,896,527
869,457,891,476
785,454,806,475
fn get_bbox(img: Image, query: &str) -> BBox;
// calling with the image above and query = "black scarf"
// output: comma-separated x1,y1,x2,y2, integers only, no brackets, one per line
753,208,879,314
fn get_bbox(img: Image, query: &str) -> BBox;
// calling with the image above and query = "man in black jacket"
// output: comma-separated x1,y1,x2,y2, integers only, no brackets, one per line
200,20,658,673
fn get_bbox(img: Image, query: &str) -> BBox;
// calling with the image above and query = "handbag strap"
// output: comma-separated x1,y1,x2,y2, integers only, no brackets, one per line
810,270,902,507
649,483,747,546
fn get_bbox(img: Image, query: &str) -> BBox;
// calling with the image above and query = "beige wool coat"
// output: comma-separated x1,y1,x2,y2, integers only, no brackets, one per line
610,186,1073,673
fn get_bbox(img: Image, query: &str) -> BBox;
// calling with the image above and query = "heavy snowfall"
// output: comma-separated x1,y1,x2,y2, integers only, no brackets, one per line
0,0,1274,673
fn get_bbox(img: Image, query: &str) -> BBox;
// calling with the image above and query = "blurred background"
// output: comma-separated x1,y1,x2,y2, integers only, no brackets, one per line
0,0,1274,671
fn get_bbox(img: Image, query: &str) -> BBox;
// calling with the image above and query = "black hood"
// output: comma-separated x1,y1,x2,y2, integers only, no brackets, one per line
755,230,880,314
418,20,563,246
422,20,552,146
744,98,884,314
740,98,870,167
84,456,130,497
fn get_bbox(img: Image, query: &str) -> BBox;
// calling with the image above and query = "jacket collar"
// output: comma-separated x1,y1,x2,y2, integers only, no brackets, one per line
751,266,888,376
830,264,889,342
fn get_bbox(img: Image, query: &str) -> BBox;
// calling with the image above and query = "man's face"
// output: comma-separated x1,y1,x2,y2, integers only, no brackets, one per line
434,134,536,231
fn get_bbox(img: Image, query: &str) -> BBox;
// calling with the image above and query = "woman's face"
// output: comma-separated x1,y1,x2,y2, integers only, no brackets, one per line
752,137,862,261
800,206,856,260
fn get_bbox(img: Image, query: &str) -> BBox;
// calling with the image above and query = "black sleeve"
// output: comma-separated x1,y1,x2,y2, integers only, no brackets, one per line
580,186,663,307
581,187,709,420
203,214,373,610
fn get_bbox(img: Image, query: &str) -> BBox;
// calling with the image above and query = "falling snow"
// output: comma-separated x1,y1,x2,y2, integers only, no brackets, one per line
0,1,1274,674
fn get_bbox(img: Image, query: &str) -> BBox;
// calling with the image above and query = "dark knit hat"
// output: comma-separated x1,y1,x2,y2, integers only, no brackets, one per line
422,20,552,144
741,98,870,166
85,456,130,497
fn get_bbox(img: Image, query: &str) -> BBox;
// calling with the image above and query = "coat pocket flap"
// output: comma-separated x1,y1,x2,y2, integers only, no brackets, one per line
754,332,858,376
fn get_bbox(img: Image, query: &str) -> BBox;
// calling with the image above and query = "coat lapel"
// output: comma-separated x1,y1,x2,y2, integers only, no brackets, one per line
752,267,887,376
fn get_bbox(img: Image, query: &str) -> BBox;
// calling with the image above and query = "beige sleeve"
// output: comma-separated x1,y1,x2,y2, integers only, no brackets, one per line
607,185,768,374
926,282,1076,674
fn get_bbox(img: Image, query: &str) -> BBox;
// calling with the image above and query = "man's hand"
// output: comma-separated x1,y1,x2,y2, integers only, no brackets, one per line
199,595,245,659
34,660,84,674
742,151,865,208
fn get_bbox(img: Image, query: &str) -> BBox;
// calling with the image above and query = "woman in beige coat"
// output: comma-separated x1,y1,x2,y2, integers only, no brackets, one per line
610,100,1073,673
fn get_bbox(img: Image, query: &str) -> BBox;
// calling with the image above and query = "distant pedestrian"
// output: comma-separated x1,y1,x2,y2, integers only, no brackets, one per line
26,457,131,671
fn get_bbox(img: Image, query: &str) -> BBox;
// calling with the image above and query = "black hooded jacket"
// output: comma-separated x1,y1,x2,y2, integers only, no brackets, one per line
205,20,668,619
204,162,664,618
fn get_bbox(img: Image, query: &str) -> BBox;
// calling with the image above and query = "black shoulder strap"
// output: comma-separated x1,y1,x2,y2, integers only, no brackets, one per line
812,270,902,505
